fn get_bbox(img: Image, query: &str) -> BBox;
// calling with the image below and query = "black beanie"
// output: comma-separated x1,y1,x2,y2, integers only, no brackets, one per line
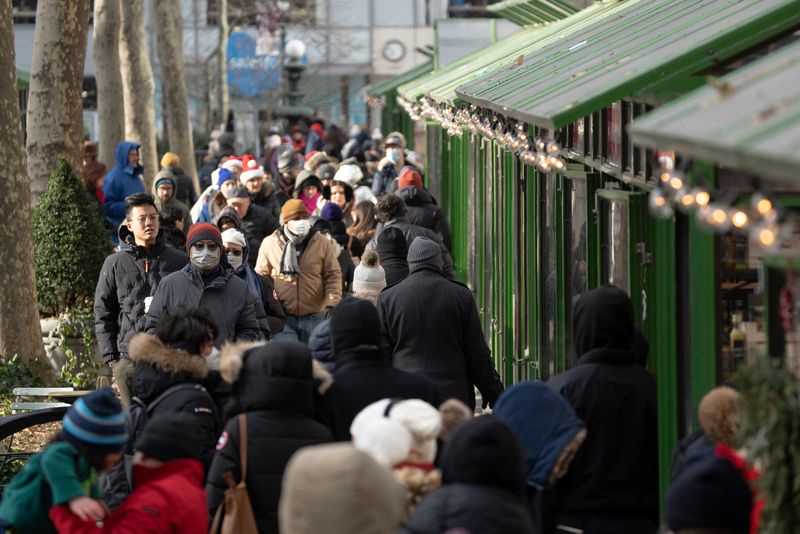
375,227,408,262
329,296,381,353
134,412,206,462
665,453,752,534
441,415,526,497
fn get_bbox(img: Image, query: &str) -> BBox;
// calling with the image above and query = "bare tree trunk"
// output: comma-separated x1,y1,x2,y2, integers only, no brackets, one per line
93,0,125,170
0,0,45,363
119,0,158,189
217,0,229,127
25,0,90,204
154,0,200,196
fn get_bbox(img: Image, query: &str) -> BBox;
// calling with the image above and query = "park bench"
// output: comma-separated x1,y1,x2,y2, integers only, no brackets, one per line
10,387,73,413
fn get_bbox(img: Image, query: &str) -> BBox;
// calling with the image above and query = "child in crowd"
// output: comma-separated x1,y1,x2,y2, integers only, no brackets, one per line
0,388,127,534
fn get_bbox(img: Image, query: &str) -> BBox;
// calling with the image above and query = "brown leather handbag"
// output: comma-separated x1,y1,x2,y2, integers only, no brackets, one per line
210,414,259,534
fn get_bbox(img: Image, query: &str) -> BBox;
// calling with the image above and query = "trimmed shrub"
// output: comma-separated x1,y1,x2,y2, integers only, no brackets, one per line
33,159,109,315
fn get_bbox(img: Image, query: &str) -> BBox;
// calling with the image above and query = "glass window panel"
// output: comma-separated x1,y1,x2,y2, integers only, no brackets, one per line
330,0,369,27
374,0,414,26
601,198,629,292
607,102,622,166
542,172,558,379
565,179,589,366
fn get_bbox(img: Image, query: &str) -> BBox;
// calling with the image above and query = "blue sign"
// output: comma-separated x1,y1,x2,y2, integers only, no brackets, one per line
227,31,280,99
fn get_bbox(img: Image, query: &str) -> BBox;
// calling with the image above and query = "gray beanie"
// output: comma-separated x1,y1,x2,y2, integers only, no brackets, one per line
407,236,443,272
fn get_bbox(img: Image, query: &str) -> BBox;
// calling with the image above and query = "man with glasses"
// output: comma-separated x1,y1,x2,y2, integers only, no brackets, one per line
145,223,262,348
94,193,189,405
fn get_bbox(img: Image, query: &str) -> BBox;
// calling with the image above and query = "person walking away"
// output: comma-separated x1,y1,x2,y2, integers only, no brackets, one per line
50,413,209,533
376,227,409,286
548,285,658,534
102,141,145,234
94,193,188,405
493,381,587,532
335,158,377,205
395,167,452,251
157,207,187,250
311,217,353,295
0,389,127,534
152,169,192,230
321,202,363,259
222,228,285,337
318,297,441,440
368,194,454,279
379,237,503,411
241,155,287,224
145,223,262,346
160,152,197,206
351,251,385,305
280,443,406,534
194,168,239,223
226,186,277,267
372,132,409,195
305,120,325,154
255,200,342,342
208,341,333,533
403,416,537,534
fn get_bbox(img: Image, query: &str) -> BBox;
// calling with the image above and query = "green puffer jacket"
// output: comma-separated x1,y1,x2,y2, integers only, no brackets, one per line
0,441,99,534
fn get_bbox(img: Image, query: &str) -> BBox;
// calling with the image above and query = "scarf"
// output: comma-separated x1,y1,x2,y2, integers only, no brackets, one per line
300,191,321,215
280,226,307,276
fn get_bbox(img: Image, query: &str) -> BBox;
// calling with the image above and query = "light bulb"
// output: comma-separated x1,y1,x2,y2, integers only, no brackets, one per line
676,188,695,211
546,141,560,154
649,188,674,219
669,176,684,190
731,209,749,229
710,208,727,225
694,189,710,207
753,193,773,216
659,171,671,183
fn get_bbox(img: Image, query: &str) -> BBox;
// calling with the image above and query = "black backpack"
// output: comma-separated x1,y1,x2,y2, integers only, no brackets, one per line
102,383,212,509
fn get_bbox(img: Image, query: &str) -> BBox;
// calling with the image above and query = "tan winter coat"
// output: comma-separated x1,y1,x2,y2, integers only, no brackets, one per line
255,230,342,316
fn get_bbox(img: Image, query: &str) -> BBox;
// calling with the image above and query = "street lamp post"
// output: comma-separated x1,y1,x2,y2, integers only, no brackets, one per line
284,39,306,107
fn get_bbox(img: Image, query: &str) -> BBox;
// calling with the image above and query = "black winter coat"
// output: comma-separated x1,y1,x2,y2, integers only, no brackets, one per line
404,484,537,534
145,263,263,347
368,218,454,279
547,286,658,523
396,186,452,251
378,266,504,411
318,347,442,440
128,334,221,471
207,342,333,534
250,185,288,226
241,204,278,267
94,228,188,363
164,166,198,206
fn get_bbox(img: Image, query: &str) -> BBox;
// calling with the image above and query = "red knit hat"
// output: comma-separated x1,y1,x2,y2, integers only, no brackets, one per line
186,223,222,252
398,167,423,190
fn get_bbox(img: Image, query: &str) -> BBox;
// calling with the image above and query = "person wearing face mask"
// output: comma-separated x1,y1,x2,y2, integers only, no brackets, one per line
145,223,263,347
255,200,342,342
372,132,414,196
222,228,285,337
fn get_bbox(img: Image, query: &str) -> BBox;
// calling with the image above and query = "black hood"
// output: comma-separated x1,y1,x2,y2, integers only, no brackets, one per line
128,334,209,404
118,225,168,258
441,415,526,497
573,285,635,358
396,186,435,207
220,341,328,417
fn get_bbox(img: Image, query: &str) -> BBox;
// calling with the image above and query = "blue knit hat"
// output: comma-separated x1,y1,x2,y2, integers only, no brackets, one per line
320,202,343,222
216,168,234,188
61,388,128,452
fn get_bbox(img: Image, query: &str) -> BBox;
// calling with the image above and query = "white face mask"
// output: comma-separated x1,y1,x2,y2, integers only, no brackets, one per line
227,253,243,269
287,219,311,238
386,148,402,164
191,248,220,271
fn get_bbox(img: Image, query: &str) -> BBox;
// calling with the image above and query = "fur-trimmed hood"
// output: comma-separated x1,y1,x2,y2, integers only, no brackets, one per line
128,333,208,380
219,340,333,416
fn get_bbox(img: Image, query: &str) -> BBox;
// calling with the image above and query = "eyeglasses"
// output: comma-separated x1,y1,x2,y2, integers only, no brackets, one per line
224,249,243,257
193,243,219,251
130,214,158,225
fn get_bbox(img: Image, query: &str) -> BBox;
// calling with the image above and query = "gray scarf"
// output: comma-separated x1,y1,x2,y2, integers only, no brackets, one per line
280,226,306,275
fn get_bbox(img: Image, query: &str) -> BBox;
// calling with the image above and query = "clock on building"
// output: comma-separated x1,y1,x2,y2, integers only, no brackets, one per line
382,39,406,63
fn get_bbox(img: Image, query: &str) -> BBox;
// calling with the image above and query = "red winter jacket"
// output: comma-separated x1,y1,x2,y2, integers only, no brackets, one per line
49,459,207,533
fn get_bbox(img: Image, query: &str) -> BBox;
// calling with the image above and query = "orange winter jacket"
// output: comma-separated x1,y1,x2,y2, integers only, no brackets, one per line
255,230,342,316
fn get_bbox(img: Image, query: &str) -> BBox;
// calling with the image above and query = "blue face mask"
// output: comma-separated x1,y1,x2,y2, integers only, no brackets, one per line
386,148,402,164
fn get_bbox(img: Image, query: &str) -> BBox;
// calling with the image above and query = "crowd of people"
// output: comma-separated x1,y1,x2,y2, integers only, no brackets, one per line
0,122,761,534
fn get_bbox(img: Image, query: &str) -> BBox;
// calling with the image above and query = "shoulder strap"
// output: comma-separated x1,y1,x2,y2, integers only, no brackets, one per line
238,413,248,483
146,383,207,415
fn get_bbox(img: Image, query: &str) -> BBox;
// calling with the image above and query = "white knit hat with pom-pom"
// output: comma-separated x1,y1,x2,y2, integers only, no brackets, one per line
352,417,413,468
353,251,386,293
350,399,442,465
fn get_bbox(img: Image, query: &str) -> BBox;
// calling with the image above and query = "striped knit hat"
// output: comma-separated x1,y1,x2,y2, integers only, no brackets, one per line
61,388,128,452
